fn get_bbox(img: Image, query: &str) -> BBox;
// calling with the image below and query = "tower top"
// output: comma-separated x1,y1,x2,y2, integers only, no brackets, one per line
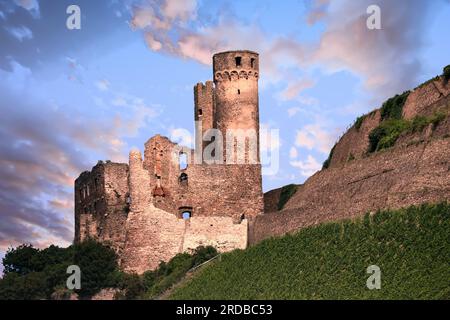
213,50,259,76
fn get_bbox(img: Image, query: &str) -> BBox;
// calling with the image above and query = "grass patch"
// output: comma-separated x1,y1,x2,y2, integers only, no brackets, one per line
170,203,450,300
277,184,298,210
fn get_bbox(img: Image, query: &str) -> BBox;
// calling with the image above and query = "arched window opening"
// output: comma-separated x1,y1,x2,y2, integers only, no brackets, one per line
182,211,191,220
237,89,240,95
198,108,203,116
251,58,255,68
179,152,188,170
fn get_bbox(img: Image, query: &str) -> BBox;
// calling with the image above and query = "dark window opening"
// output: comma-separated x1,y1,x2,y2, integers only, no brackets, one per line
240,214,245,221
251,58,255,68
235,56,241,67
198,108,203,116
179,172,188,185
238,89,240,95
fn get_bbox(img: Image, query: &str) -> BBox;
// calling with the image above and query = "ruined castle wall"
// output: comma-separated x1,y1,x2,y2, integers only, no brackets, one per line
99,163,129,252
251,123,450,244
74,162,129,253
121,204,248,274
122,138,260,273
129,150,151,213
121,204,186,273
157,163,264,220
141,135,264,220
194,81,215,152
182,216,247,252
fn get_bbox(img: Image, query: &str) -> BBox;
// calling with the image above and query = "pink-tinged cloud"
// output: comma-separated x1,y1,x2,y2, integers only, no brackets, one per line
0,60,158,256
131,0,443,100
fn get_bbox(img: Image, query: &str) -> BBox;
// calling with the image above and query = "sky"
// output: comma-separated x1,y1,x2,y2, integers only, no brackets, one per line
0,0,449,274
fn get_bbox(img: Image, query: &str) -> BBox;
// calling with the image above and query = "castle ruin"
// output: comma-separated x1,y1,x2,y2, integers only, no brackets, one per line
74,50,264,273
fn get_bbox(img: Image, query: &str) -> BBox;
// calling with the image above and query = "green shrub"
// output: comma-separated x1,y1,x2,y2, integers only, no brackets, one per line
170,203,450,300
368,119,410,152
277,184,298,210
2,244,40,275
410,116,429,133
0,272,48,300
443,65,450,84
354,115,365,130
0,240,119,299
72,239,118,297
114,273,144,300
380,91,410,121
430,111,446,127
191,246,218,268
322,145,336,169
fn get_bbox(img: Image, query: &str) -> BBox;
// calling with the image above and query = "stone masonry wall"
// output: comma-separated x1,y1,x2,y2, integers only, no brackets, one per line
252,119,450,244
329,78,450,169
74,162,129,254
121,204,248,273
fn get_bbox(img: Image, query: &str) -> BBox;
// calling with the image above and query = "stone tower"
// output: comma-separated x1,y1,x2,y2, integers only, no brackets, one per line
213,50,260,163
75,50,264,274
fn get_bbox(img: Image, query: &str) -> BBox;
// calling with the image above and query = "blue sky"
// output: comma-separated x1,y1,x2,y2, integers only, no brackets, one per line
0,0,449,273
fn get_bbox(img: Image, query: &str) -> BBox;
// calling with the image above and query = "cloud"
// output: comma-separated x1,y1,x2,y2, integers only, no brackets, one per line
95,79,110,91
290,155,321,177
161,0,197,22
131,0,445,101
111,94,161,137
309,0,443,97
170,128,193,148
5,25,33,41
260,123,281,153
0,59,160,256
289,146,298,159
306,0,330,25
13,0,40,18
279,79,315,101
287,107,301,118
295,122,336,154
